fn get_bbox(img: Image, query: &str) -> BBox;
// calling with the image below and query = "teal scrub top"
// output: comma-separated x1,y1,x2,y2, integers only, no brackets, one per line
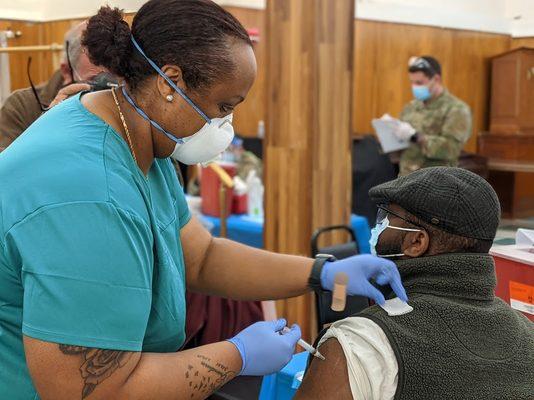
0,94,191,399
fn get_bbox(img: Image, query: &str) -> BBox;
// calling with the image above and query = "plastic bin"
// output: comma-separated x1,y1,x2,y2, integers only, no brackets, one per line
490,244,534,321
259,352,309,400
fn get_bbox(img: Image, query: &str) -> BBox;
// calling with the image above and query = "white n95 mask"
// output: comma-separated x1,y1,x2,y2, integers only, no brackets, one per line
171,115,234,165
127,36,235,165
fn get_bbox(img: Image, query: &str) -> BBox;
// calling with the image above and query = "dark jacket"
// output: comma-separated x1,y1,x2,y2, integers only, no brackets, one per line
0,70,63,152
359,253,534,400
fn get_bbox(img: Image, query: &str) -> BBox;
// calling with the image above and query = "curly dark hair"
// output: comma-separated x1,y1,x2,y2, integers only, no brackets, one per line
82,0,252,91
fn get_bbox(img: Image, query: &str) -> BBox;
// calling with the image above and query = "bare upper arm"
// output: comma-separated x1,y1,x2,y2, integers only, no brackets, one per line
180,215,214,290
294,338,353,400
24,335,141,400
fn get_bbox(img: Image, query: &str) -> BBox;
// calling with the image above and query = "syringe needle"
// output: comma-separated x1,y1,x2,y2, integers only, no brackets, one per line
281,327,326,360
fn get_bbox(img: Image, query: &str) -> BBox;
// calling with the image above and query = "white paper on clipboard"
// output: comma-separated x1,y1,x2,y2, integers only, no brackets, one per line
372,118,410,153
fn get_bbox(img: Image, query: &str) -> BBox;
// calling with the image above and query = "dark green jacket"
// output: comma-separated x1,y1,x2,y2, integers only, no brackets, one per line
360,253,534,400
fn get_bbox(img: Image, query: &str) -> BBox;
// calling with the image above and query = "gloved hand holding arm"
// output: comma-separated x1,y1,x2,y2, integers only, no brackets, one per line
320,254,407,305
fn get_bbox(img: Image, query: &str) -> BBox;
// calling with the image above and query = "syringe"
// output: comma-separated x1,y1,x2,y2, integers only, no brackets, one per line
281,327,325,360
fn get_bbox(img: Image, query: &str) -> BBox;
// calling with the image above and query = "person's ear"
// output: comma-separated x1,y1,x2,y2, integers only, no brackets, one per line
59,62,73,85
402,229,430,257
157,65,185,99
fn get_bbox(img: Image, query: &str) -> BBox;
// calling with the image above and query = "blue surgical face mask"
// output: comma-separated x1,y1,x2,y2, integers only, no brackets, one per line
370,217,388,256
125,36,234,165
369,216,421,258
412,84,432,101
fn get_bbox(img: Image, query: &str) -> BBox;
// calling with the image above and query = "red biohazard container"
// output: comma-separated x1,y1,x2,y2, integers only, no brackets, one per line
232,193,248,215
490,245,534,322
201,163,236,217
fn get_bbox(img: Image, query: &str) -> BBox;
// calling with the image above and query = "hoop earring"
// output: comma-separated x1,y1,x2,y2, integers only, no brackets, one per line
166,94,174,102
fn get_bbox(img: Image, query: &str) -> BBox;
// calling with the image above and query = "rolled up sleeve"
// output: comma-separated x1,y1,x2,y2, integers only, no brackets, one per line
318,317,399,400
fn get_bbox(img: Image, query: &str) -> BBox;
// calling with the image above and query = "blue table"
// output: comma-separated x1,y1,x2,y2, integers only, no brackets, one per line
201,214,371,254
202,214,265,248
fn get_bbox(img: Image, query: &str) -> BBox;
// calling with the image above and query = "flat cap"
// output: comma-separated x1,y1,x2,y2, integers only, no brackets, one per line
369,167,500,241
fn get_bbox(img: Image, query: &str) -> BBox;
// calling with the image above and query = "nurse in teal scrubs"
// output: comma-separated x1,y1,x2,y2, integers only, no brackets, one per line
0,1,407,399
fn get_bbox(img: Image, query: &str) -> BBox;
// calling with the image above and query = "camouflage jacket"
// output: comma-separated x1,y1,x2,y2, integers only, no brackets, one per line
399,89,472,176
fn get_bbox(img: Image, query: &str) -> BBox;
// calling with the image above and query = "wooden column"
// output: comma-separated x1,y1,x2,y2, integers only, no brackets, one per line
264,0,354,340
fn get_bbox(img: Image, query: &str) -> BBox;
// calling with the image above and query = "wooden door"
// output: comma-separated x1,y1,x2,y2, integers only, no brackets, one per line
520,50,534,134
490,52,521,134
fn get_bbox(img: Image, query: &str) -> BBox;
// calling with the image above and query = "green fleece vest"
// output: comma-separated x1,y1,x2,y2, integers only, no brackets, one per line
359,253,534,400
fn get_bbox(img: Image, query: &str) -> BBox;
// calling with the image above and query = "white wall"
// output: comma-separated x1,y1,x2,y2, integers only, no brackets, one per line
40,0,146,21
0,0,532,37
506,0,534,37
0,0,265,21
38,0,264,20
216,0,264,9
0,0,43,21
355,0,511,35
355,0,534,37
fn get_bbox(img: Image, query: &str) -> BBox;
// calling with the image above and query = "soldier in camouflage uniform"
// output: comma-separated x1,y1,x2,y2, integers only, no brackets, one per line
393,56,472,176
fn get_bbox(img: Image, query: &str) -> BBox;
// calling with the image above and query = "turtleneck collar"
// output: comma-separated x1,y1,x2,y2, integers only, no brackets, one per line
394,253,496,301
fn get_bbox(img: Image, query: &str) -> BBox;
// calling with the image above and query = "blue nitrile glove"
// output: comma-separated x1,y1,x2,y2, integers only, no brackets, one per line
320,254,408,305
227,319,301,376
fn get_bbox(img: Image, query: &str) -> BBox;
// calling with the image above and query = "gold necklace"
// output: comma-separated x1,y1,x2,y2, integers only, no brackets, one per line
111,87,138,164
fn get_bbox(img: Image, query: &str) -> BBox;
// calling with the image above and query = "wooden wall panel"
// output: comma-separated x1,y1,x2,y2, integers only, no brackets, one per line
352,20,511,153
0,19,83,90
511,37,534,49
0,20,48,90
224,7,266,138
264,0,353,341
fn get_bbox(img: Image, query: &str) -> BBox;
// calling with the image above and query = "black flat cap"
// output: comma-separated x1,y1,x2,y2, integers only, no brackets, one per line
369,167,500,241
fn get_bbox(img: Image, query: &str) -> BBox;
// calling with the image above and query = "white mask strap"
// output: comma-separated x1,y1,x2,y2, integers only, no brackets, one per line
376,222,421,258
387,225,421,232
380,253,405,258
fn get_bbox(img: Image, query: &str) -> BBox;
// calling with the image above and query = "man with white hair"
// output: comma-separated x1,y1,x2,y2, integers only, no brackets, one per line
0,22,107,151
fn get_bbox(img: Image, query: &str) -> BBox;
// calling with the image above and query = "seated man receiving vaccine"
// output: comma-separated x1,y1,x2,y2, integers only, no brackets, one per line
296,167,534,400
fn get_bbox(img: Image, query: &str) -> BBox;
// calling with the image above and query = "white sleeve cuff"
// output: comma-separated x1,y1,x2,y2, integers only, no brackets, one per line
318,317,398,400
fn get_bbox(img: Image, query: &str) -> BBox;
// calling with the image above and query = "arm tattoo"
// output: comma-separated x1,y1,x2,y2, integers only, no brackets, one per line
59,344,132,399
184,354,237,398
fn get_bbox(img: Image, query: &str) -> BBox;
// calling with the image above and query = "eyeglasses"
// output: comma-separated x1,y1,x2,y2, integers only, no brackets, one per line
27,57,49,112
65,40,76,83
376,205,424,230
27,41,76,112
